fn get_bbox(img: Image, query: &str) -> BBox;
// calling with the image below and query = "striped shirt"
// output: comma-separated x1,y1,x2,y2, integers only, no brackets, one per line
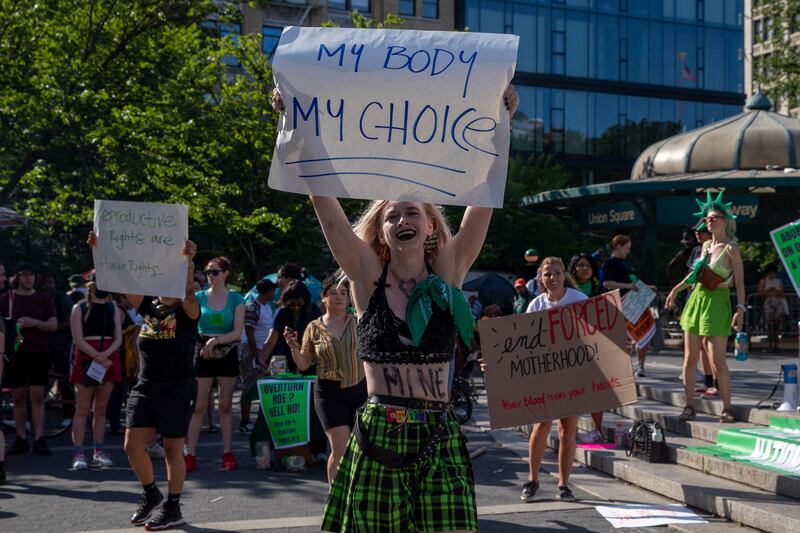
301,314,364,388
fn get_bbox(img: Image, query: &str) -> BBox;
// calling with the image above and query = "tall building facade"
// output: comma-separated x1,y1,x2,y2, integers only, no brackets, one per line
458,0,746,183
744,0,800,117
246,0,455,60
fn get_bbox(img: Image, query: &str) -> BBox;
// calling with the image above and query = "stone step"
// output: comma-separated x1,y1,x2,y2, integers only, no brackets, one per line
576,412,800,501
611,395,750,443
546,430,800,533
635,379,800,426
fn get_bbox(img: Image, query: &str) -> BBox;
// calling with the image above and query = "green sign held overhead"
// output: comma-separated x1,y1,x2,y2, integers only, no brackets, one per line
257,375,315,450
769,219,800,296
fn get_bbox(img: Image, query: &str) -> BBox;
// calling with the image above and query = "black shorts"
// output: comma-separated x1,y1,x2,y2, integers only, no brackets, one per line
3,351,50,388
126,378,197,438
314,378,368,430
194,342,239,378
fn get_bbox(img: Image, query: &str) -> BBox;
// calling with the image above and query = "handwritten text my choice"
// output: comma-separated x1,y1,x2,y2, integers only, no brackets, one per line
289,43,497,154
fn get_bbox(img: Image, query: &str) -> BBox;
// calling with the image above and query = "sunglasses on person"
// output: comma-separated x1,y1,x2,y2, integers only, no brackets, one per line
705,214,724,223
205,268,224,276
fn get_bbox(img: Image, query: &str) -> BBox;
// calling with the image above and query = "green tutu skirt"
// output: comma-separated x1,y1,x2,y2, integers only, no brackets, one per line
680,285,731,337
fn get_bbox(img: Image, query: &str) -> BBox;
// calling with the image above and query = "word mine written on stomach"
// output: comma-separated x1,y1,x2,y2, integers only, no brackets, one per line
268,26,519,207
92,199,189,299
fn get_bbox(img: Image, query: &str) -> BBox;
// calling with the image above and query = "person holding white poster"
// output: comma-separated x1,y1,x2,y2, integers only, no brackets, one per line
271,83,517,533
89,232,199,530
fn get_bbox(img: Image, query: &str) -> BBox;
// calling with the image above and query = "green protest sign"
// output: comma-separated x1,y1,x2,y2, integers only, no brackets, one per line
256,375,315,450
688,417,800,476
770,219,800,296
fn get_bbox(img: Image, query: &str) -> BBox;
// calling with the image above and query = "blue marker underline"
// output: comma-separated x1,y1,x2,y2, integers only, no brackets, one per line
298,172,457,198
285,157,465,174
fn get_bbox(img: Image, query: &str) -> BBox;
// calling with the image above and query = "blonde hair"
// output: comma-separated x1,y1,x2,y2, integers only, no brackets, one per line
84,281,111,323
537,257,578,294
352,201,452,263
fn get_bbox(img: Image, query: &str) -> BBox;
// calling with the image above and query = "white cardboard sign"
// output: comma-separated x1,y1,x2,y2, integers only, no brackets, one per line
268,26,519,207
621,280,656,323
92,200,188,298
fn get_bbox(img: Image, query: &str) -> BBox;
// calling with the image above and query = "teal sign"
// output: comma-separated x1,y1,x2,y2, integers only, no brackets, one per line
580,201,643,230
656,195,759,225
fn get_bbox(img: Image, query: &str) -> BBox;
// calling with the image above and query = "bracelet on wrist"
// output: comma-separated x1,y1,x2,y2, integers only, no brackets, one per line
736,304,746,313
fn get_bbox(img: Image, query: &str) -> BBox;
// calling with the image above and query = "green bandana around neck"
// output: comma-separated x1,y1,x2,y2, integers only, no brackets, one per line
405,275,475,348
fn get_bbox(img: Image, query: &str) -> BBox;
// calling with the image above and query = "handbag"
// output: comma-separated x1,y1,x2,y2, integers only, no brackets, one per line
200,336,234,359
697,265,726,291
625,420,668,463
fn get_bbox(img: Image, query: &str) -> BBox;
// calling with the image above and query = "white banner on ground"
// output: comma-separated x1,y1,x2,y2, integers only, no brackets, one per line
595,503,707,528
622,280,656,323
268,26,519,207
92,200,188,298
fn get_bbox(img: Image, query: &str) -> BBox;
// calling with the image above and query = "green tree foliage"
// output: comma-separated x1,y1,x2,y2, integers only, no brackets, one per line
465,153,592,274
754,0,800,109
0,0,316,281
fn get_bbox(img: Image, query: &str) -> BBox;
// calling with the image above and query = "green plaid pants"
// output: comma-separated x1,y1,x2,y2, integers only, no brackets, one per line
322,403,477,533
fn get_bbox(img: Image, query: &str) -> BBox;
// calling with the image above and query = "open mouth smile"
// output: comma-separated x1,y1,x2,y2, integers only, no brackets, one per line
396,229,417,241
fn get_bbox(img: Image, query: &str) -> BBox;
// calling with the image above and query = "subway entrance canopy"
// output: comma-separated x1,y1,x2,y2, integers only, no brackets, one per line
521,93,800,281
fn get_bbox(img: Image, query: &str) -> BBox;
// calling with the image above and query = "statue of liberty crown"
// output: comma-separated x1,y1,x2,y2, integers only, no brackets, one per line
692,191,736,220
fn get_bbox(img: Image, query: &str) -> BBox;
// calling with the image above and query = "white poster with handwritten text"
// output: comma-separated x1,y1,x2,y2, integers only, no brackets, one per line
92,200,188,298
268,27,519,207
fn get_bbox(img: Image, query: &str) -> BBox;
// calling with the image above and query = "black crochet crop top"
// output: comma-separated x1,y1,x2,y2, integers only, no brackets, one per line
358,262,456,365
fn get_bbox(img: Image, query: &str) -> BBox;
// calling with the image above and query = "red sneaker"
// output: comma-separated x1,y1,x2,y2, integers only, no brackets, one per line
184,453,196,473
222,452,239,471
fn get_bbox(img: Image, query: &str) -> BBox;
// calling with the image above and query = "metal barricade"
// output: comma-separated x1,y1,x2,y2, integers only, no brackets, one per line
745,292,800,337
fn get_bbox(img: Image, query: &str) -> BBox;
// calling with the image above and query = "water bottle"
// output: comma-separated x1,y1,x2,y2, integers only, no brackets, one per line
255,441,271,470
281,455,306,472
735,332,749,361
614,421,625,448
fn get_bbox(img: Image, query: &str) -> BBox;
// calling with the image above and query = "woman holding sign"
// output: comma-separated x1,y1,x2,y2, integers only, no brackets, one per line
271,84,517,533
665,192,745,424
89,232,199,530
68,278,123,470
518,257,584,502
185,257,245,472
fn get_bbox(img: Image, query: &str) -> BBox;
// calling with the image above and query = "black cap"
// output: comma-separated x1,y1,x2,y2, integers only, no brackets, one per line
256,279,277,293
15,261,34,274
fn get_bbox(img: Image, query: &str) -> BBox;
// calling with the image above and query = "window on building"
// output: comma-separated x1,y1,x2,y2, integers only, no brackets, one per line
753,19,762,44
262,26,282,59
215,22,241,67
398,0,415,16
423,0,438,19
329,0,370,12
552,29,566,75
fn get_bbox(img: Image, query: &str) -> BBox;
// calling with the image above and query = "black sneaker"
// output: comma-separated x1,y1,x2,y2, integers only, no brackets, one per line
145,501,185,531
32,437,52,456
7,437,29,455
556,485,576,501
520,480,538,502
130,489,164,525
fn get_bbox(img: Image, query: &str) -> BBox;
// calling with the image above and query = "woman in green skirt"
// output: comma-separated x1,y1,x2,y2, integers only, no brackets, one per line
271,85,519,532
666,192,745,423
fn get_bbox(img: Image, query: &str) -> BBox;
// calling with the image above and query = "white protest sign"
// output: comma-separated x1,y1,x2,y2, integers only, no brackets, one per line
621,280,656,323
92,200,189,298
596,504,707,528
268,27,519,207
